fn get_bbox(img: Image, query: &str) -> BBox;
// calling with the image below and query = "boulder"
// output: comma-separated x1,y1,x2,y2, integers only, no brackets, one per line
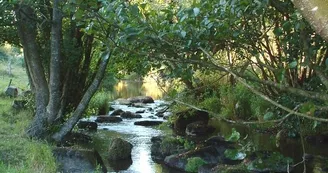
134,120,163,126
150,136,184,163
131,103,147,108
108,138,133,160
5,86,18,97
127,96,154,103
77,121,98,131
120,111,142,119
110,109,124,116
95,116,122,123
135,110,145,113
53,147,107,173
114,98,132,105
174,109,210,135
147,115,157,119
185,121,215,137
164,145,228,171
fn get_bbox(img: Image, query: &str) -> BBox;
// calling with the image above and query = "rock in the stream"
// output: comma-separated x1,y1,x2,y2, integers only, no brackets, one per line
127,96,154,103
134,120,163,126
77,121,98,131
174,108,209,135
114,98,132,105
150,136,184,163
120,111,142,119
53,147,107,173
136,110,145,113
164,145,231,171
95,116,123,123
108,138,133,160
110,109,124,116
185,121,215,137
131,103,147,108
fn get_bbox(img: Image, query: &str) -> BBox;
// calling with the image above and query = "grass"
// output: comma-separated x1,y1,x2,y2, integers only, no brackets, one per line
0,60,57,173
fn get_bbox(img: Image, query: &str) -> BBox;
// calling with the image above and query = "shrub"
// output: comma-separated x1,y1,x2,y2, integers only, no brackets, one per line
87,92,110,115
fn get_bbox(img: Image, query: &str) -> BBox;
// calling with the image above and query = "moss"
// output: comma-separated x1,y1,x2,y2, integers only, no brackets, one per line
185,157,207,173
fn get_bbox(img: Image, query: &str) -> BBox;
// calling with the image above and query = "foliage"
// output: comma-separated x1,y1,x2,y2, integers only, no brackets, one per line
224,149,246,161
86,91,110,115
185,157,207,173
246,152,293,172
225,128,240,142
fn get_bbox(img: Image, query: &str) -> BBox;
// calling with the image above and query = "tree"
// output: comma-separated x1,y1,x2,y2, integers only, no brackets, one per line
291,0,328,41
0,0,147,142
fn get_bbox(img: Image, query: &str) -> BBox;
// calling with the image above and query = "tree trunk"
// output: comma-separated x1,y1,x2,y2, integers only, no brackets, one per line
15,4,50,138
47,0,63,124
291,0,328,41
52,51,111,142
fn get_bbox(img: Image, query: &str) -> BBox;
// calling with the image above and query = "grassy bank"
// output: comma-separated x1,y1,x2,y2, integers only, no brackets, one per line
0,62,57,173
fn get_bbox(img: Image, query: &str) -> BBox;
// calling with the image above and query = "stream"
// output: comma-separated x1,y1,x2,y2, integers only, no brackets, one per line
81,80,328,173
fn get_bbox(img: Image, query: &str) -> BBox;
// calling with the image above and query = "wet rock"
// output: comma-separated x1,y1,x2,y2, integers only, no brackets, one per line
77,121,98,131
164,145,229,171
134,120,163,126
151,136,184,163
53,147,107,173
174,109,209,135
131,103,147,108
136,110,145,113
127,96,154,103
147,115,157,119
185,121,215,137
156,112,164,117
95,116,123,123
114,98,132,105
120,111,142,119
108,138,133,160
12,99,27,109
108,158,132,172
110,109,124,116
5,86,18,97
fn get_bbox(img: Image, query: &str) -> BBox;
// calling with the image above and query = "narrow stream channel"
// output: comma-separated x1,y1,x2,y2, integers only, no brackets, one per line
82,80,328,173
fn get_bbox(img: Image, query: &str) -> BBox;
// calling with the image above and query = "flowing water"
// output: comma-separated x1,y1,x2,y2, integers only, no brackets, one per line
83,80,328,173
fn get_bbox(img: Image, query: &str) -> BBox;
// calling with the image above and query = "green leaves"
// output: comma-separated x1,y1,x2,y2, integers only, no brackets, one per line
299,102,316,116
226,128,240,142
224,149,246,160
263,112,274,120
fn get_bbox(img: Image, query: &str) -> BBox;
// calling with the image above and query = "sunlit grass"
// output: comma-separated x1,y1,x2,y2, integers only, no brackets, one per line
0,61,57,173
